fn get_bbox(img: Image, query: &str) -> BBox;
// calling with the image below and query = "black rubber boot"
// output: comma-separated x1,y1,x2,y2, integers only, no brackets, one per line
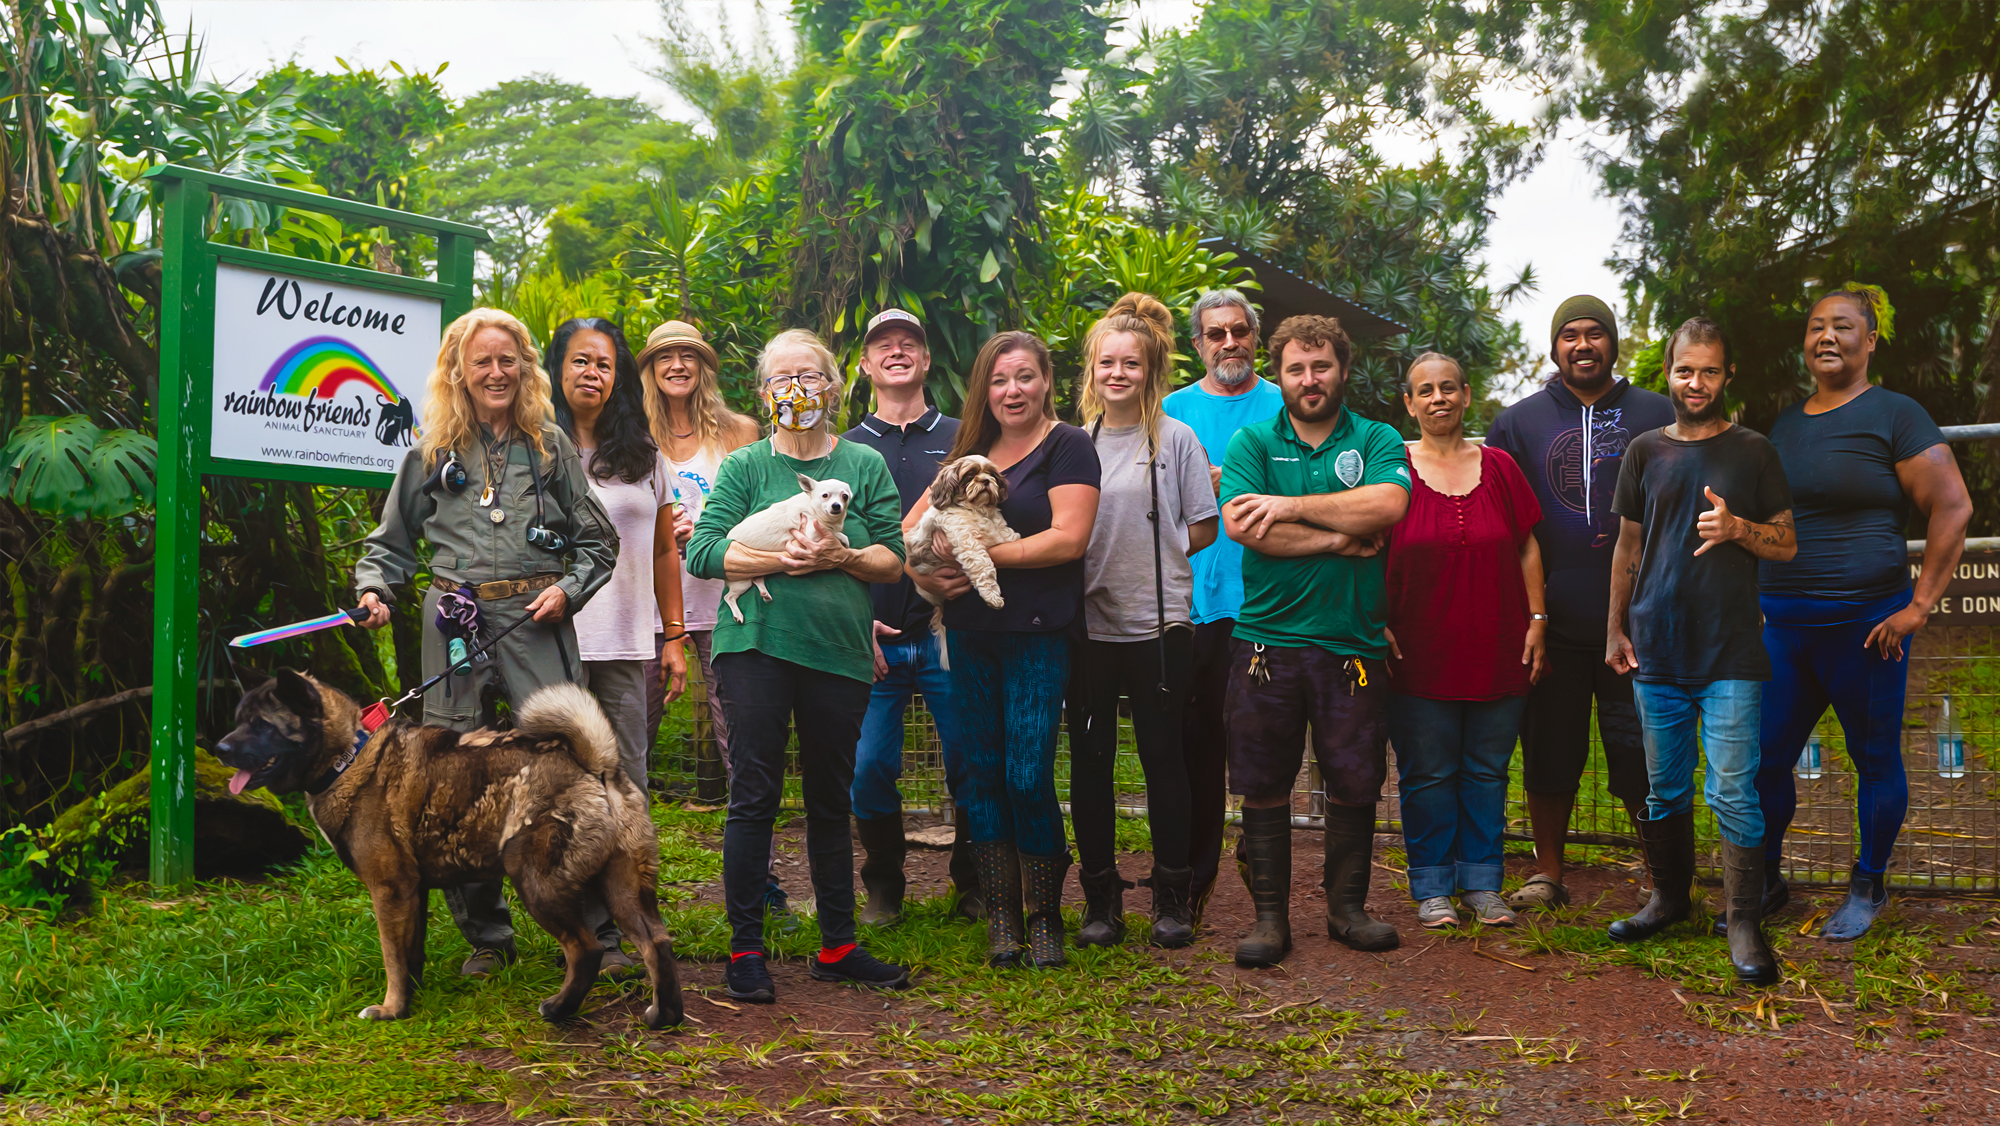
1148,864,1196,949
1820,863,1889,943
1020,852,1072,968
855,813,907,927
1323,804,1398,952
1233,806,1293,967
972,841,1025,967
1711,852,1788,936
1608,810,1695,943
1076,866,1130,947
949,807,985,922
1720,838,1781,984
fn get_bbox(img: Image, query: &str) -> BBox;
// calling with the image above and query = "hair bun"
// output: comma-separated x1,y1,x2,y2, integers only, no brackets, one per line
1107,292,1174,337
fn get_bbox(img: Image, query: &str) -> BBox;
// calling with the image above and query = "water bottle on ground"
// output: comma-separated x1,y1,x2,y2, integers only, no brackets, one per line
1938,692,1967,780
1796,730,1823,780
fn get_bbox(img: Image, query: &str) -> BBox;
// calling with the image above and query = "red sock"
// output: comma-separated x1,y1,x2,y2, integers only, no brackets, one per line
730,950,764,963
817,942,857,964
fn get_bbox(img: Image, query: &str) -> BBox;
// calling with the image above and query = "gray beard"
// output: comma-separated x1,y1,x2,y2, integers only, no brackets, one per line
1212,357,1255,386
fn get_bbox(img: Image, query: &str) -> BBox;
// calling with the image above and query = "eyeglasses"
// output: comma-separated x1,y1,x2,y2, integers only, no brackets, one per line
1201,325,1256,344
765,371,829,392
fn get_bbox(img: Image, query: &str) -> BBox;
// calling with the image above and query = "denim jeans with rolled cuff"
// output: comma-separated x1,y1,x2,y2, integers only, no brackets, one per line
1633,679,1765,848
1388,692,1525,901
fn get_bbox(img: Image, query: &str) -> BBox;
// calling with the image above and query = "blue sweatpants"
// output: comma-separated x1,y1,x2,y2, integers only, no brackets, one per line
946,628,1071,858
1754,591,1912,875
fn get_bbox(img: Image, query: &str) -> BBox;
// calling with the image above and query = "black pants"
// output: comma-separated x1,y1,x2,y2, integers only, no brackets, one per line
1068,632,1195,875
1181,619,1235,895
713,650,870,955
1519,645,1650,805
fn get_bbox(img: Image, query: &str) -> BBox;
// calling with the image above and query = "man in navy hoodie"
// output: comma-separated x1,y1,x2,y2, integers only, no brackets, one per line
1485,296,1675,911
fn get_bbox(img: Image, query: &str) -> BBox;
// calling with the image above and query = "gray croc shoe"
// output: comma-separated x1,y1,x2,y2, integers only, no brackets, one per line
1504,874,1570,912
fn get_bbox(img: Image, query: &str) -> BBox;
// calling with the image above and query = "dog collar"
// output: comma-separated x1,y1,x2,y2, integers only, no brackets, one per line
306,726,372,796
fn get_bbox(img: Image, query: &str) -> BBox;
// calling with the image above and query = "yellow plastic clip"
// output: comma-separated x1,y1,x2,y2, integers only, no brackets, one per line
1354,659,1368,688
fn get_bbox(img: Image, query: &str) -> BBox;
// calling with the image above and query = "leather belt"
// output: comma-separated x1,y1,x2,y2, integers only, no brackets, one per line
432,573,561,600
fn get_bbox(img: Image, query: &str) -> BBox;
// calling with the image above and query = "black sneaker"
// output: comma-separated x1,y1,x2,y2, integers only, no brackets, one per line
808,947,913,990
724,953,777,1003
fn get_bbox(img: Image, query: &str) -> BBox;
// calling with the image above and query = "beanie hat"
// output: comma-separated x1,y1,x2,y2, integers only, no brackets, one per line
1551,295,1619,367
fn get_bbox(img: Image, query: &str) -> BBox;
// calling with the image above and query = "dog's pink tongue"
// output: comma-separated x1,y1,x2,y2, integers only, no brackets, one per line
228,769,252,795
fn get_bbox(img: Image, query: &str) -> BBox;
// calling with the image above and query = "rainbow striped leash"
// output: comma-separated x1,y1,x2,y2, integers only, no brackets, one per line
229,607,368,648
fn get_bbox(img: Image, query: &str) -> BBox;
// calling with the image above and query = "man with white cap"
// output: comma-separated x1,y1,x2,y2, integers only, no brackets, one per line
840,309,980,925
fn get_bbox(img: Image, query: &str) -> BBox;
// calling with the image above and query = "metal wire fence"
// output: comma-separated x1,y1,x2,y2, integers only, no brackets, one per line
650,622,1999,894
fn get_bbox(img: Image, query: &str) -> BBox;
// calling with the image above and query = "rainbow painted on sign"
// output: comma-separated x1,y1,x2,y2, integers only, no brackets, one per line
259,336,403,402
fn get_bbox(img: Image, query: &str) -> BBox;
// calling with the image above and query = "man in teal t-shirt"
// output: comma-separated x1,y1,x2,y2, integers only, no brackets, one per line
1162,288,1286,921
1217,314,1410,970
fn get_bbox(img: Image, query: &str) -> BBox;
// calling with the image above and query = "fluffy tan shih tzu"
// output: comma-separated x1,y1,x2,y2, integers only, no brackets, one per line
907,454,1020,667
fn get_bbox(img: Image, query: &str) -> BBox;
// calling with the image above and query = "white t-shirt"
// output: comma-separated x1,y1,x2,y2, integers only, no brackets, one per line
1082,417,1219,641
669,446,726,631
573,449,675,661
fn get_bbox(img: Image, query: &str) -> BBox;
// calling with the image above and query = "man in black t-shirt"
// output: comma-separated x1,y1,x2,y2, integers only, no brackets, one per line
1604,318,1795,985
841,309,977,926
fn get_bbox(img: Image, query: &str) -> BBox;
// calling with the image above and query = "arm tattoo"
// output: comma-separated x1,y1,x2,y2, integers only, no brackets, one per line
1624,561,1639,578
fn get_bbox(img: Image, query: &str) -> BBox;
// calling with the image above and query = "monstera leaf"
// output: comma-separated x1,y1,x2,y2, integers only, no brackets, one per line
0,416,157,519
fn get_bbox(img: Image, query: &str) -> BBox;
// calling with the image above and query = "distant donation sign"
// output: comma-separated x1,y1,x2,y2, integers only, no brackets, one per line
210,262,439,476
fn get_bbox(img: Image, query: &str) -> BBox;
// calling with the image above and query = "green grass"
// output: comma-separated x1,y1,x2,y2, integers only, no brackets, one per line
0,804,1509,1124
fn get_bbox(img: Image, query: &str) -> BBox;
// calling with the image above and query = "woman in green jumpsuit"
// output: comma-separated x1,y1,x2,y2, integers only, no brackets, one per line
354,307,618,976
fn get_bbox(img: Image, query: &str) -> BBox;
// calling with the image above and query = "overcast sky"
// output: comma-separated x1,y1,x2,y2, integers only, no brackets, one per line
160,0,1626,381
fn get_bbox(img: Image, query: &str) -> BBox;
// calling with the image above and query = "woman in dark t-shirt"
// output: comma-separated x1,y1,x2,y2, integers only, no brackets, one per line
1752,288,1972,943
906,331,1101,969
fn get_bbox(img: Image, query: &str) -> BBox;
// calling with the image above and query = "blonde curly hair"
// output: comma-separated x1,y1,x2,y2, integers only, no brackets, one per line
420,308,555,461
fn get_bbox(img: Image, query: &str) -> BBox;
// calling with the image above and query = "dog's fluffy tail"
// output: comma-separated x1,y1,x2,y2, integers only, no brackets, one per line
930,607,950,671
515,683,620,775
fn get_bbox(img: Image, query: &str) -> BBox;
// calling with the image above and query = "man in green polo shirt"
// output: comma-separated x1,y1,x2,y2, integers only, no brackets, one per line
1219,314,1412,967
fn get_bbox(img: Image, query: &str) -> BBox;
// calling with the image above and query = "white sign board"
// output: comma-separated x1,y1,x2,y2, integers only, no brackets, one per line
209,262,441,476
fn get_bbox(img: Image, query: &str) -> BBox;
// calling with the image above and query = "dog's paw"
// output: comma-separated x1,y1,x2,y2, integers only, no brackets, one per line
538,996,577,1023
644,998,686,1030
357,1004,405,1021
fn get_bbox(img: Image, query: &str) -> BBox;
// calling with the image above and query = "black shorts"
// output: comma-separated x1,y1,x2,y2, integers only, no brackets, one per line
1225,641,1389,806
1518,647,1649,803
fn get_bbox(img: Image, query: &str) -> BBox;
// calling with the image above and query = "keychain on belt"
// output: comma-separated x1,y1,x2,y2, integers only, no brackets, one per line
1344,656,1368,695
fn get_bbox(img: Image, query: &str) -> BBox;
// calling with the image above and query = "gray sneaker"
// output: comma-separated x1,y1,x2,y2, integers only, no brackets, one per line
1416,896,1461,928
1461,890,1519,927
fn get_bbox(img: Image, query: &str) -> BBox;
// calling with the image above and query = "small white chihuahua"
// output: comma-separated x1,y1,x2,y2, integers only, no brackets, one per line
721,473,853,622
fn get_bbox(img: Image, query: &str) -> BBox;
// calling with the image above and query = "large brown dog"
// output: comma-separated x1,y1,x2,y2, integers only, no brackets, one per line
214,671,684,1029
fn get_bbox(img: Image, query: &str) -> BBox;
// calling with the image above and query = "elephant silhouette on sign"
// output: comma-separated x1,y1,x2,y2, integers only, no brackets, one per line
375,396,416,447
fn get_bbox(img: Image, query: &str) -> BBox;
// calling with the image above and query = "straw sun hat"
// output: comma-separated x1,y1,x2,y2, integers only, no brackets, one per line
636,320,719,372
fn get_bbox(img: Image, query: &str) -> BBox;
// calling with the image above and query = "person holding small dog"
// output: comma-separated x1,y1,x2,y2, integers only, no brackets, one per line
1069,294,1218,950
840,308,982,927
1383,353,1546,931
355,307,620,979
684,328,914,1002
1220,314,1410,968
904,331,1101,968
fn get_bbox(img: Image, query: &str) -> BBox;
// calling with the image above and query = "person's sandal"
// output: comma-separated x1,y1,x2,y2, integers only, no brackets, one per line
1503,874,1570,912
1416,896,1461,929
1460,890,1519,927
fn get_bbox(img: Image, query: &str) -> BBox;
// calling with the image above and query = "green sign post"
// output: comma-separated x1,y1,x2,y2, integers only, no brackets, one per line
145,166,488,886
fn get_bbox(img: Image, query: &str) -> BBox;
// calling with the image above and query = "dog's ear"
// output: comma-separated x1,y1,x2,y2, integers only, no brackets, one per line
796,472,816,495
927,459,964,511
272,668,323,721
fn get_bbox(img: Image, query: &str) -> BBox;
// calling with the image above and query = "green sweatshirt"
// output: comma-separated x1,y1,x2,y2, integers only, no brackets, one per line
685,437,905,683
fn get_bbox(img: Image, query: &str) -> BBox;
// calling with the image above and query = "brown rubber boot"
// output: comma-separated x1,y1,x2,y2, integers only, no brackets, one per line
1607,810,1695,943
1720,838,1781,984
1322,804,1398,952
855,813,906,926
1233,805,1293,967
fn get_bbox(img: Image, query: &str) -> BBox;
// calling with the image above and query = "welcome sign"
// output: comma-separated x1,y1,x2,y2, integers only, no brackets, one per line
210,262,441,477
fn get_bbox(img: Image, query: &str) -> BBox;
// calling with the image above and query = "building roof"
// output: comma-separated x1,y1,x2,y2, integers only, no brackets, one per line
1198,238,1409,341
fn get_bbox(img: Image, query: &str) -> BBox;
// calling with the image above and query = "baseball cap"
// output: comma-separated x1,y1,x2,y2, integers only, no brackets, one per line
862,308,927,347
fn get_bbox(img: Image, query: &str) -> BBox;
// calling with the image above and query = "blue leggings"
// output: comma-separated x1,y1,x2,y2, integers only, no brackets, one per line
947,628,1072,858
1755,591,1912,874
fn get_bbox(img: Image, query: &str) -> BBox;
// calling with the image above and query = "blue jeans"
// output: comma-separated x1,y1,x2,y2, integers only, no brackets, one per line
947,628,1071,858
852,631,971,821
1388,693,1525,900
1633,680,1765,848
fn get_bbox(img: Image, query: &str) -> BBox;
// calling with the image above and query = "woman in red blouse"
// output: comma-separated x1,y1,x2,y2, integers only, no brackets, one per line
1384,354,1548,929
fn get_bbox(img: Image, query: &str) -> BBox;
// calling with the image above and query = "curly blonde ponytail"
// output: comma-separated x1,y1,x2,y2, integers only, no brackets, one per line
1080,292,1178,452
